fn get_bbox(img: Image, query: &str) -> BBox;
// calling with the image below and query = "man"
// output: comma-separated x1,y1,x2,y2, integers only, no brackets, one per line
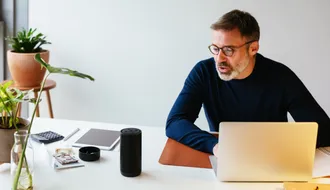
165,9,330,156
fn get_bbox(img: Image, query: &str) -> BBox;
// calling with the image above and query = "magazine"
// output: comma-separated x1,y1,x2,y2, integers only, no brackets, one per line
52,148,84,170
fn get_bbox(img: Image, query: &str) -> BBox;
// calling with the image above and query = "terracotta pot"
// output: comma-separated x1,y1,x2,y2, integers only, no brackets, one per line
7,50,49,87
0,118,30,163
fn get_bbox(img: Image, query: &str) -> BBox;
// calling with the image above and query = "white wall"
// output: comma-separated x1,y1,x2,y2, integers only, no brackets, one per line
29,0,330,129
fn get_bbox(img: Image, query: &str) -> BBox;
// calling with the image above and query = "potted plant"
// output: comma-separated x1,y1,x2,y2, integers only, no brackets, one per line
11,53,94,190
0,81,33,163
6,28,51,87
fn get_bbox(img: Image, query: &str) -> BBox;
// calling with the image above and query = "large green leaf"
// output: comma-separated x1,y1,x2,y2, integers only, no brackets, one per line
34,54,95,81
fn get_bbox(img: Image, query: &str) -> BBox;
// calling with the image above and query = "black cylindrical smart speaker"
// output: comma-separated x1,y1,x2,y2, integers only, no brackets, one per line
120,128,142,177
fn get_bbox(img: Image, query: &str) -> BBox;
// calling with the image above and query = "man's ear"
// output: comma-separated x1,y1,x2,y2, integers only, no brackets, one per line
249,41,259,56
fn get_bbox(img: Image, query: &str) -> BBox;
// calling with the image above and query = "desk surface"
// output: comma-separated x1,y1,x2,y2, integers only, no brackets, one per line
0,118,329,190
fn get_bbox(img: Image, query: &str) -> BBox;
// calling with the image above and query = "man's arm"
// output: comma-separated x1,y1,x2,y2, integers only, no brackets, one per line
285,69,330,147
166,62,218,154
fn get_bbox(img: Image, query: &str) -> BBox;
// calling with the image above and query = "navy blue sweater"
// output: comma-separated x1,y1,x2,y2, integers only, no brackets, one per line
166,53,330,154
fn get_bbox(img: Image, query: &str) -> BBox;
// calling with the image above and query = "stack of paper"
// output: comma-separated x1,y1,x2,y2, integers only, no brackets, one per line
52,158,84,170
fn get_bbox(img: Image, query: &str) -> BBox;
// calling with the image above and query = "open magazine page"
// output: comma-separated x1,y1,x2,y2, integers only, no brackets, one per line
52,148,84,170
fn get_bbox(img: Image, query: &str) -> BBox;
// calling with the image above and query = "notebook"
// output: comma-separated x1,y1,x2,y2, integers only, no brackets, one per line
72,128,121,151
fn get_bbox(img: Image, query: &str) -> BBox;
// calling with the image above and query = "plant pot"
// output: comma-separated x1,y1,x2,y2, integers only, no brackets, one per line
7,50,49,87
0,118,30,163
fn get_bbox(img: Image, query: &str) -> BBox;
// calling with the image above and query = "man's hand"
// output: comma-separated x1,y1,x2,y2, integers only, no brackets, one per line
213,143,219,157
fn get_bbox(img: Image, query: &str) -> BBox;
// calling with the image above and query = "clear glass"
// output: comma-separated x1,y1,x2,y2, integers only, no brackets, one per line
10,130,34,190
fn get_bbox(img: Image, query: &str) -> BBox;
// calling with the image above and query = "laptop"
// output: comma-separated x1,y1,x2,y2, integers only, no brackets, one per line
209,122,318,182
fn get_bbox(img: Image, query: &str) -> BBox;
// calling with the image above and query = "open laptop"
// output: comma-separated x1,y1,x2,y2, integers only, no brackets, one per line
209,122,318,182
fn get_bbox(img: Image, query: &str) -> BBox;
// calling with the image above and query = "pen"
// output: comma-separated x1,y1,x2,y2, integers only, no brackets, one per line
63,128,80,141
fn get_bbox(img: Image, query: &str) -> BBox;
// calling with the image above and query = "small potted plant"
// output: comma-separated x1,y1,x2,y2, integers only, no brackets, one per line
6,28,51,87
0,81,33,163
11,53,94,190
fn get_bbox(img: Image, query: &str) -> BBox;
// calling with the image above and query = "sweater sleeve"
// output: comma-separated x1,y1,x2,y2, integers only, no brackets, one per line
285,68,330,148
165,62,218,154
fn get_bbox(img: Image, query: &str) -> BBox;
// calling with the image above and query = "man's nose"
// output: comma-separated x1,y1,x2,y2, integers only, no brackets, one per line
216,50,227,63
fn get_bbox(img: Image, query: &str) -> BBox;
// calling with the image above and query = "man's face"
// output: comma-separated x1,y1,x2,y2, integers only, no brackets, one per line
211,28,254,81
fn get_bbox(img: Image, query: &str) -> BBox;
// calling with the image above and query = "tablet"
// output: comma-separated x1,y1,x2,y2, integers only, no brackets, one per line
72,128,121,151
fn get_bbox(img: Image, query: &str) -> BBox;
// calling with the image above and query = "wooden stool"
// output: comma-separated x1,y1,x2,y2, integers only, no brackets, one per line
3,79,57,118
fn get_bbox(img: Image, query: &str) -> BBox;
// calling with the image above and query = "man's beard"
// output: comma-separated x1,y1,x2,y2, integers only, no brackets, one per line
216,57,250,81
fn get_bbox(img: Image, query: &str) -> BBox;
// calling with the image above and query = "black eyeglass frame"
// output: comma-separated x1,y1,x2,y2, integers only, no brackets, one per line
208,40,258,57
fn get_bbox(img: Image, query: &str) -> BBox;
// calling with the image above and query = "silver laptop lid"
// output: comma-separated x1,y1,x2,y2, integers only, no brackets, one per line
216,122,318,182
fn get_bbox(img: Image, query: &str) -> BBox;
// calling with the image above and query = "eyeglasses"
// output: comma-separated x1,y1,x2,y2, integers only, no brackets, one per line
208,40,257,57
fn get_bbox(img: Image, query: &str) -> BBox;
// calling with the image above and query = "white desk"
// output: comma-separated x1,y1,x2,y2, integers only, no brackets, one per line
0,118,329,190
